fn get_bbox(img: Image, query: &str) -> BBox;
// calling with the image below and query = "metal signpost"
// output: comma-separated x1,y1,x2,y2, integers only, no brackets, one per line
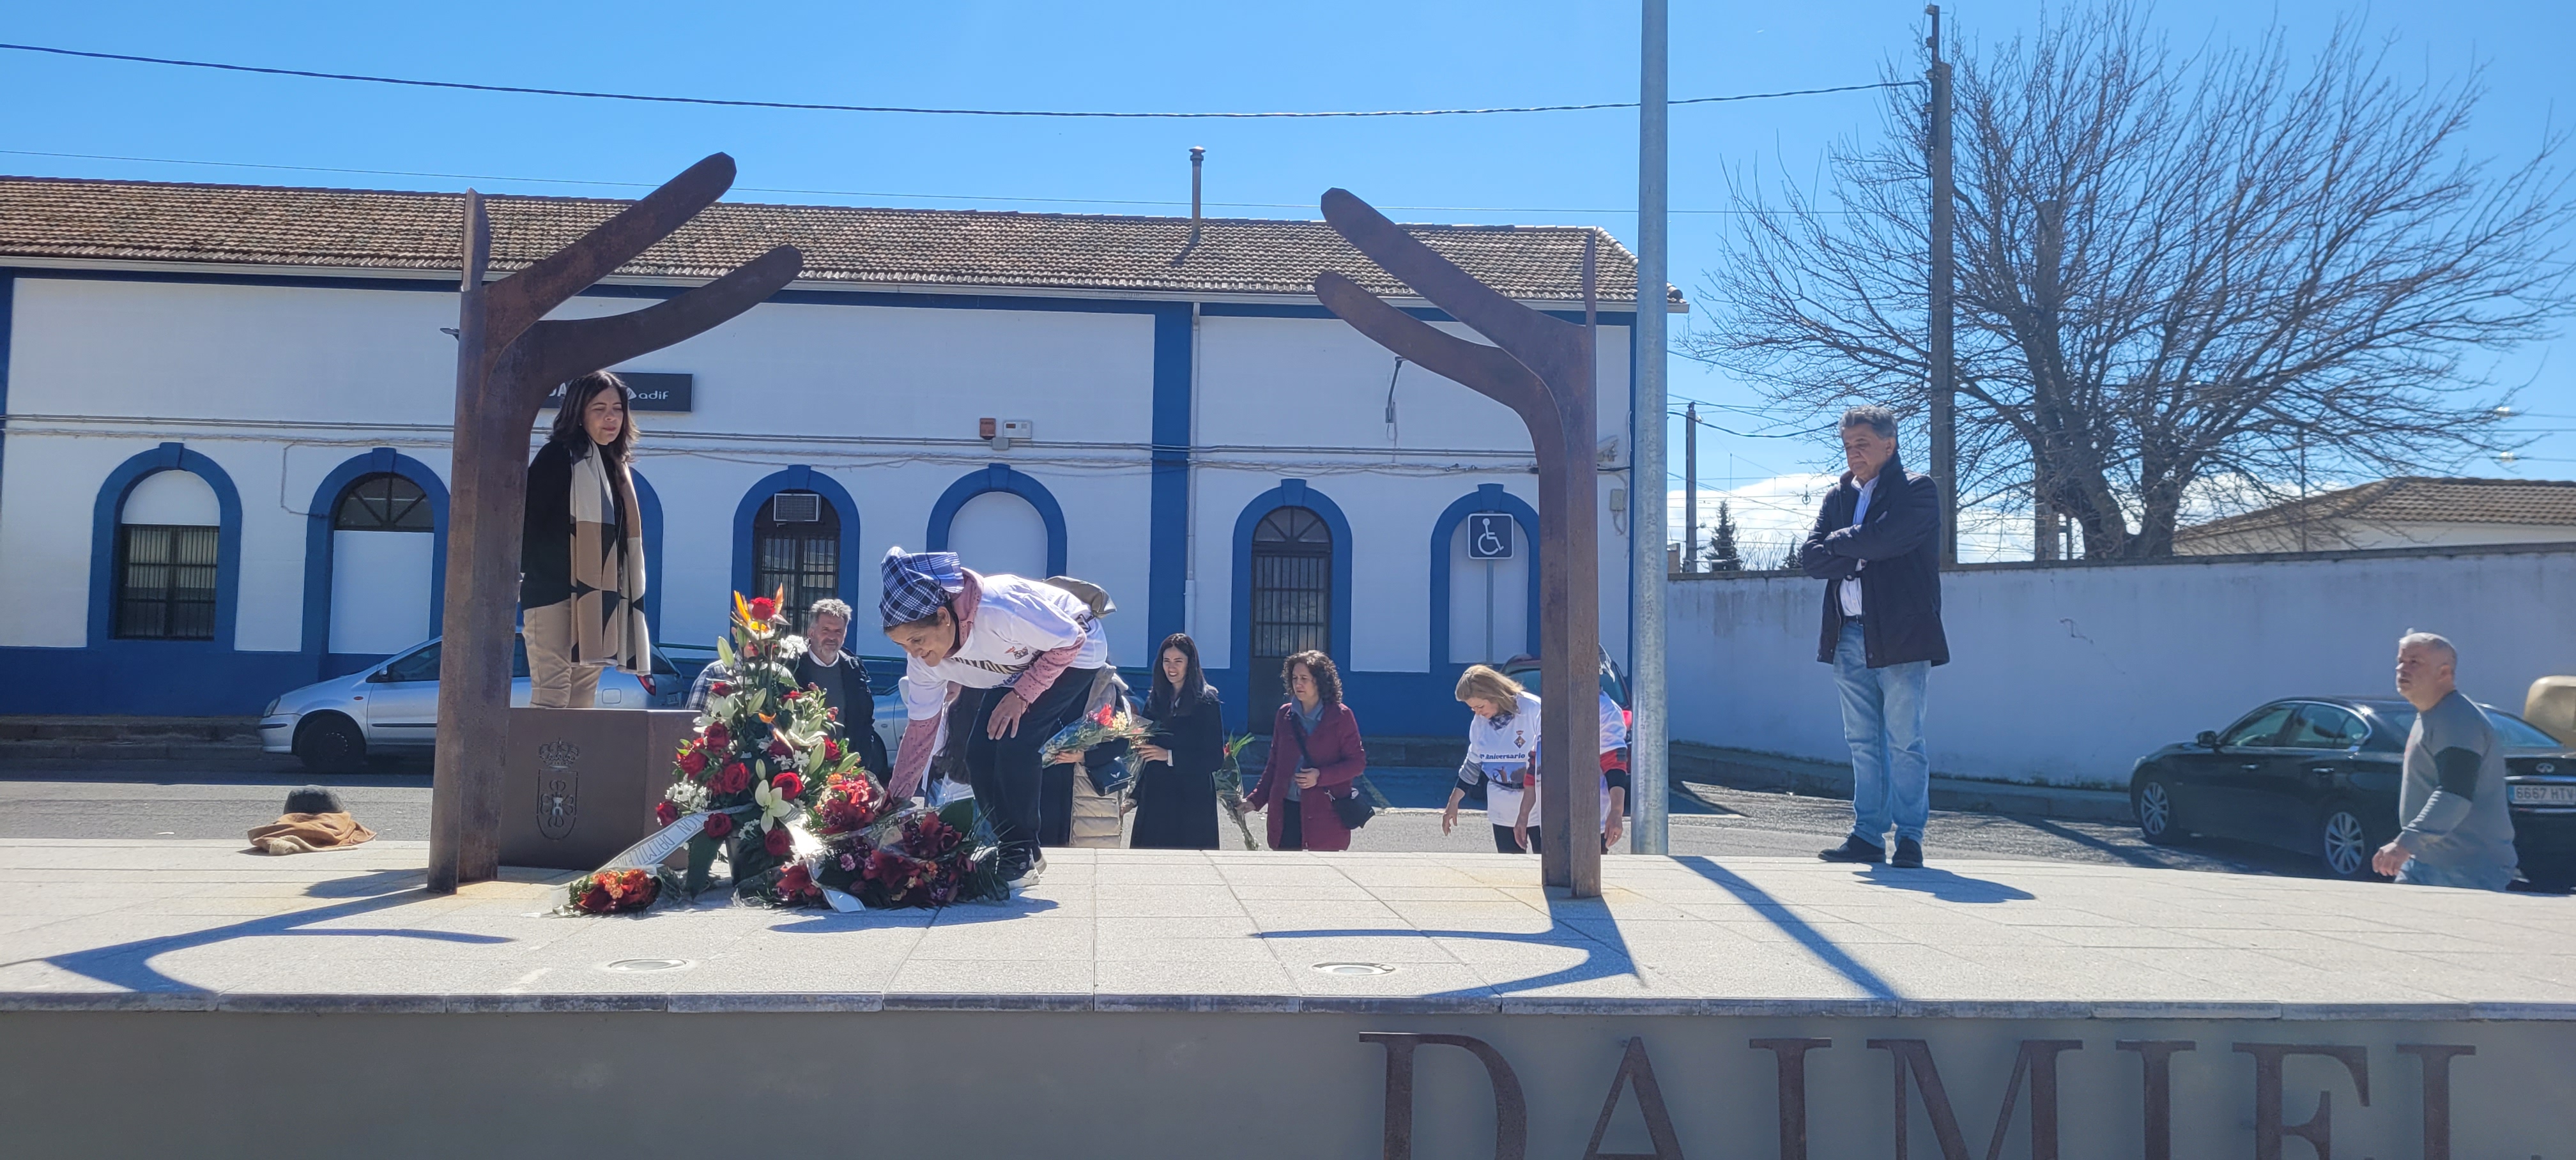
427,154,802,892
1315,190,1605,897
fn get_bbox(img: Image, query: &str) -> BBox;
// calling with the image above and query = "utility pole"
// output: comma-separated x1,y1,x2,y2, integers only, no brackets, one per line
1926,4,1958,565
2032,198,2064,563
1630,0,1671,855
1683,402,1698,573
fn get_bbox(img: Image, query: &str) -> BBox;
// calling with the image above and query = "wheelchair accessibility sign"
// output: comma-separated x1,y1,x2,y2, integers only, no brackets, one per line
1468,514,1515,560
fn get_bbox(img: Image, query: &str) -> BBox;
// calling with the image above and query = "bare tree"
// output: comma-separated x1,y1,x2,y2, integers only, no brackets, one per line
1687,3,2574,556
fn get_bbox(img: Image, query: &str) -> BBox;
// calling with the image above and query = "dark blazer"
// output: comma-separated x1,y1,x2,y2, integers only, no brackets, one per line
795,650,889,778
1247,701,1367,852
519,439,628,609
1798,453,1949,668
1131,685,1225,850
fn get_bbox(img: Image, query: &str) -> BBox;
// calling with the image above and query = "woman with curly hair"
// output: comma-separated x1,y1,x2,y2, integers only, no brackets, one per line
1241,650,1367,851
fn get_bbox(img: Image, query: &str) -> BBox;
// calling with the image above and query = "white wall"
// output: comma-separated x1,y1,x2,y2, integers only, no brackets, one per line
947,491,1049,583
119,470,220,526
1190,313,1634,674
1448,515,1530,664
2,277,1643,690
1666,547,2576,787
329,530,435,652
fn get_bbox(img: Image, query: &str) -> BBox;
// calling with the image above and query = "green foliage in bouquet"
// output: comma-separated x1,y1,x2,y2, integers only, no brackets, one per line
662,588,870,897
1216,734,1261,850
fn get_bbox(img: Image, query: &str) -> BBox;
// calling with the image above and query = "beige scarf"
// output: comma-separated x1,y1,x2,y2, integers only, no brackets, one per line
567,446,649,675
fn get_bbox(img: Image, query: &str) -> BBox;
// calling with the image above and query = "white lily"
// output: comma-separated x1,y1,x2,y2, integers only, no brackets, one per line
753,778,797,830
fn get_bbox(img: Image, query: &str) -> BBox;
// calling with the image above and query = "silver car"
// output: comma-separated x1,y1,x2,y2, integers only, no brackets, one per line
259,636,682,772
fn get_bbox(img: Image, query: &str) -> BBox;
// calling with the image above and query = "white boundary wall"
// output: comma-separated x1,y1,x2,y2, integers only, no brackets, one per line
1667,544,2576,788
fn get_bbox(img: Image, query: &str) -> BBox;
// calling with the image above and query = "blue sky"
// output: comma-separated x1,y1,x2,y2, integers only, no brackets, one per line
4,1,2568,560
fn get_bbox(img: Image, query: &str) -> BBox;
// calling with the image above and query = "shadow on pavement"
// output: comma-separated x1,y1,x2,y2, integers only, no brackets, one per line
1676,856,1900,998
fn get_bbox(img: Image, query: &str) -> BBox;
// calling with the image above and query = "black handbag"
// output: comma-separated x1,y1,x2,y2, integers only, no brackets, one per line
1287,708,1374,830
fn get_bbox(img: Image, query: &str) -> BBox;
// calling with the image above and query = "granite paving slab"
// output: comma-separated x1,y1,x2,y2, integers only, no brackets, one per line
0,838,2568,1018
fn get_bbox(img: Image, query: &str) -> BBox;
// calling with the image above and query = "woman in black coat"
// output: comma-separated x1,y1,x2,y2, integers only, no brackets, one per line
1130,632,1224,850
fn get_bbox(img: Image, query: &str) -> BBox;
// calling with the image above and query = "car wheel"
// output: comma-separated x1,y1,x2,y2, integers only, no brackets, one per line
2134,775,2187,845
294,714,367,774
2315,800,2377,880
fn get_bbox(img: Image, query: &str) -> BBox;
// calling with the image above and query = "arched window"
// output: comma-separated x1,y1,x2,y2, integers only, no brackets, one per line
948,490,1049,580
332,473,433,532
327,471,438,654
1248,506,1334,715
754,491,839,632
115,469,221,640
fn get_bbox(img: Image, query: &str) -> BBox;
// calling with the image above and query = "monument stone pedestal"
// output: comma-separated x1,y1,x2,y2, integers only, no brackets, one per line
497,707,695,871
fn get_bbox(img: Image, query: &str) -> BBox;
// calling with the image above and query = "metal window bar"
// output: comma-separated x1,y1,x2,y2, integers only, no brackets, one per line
115,524,217,639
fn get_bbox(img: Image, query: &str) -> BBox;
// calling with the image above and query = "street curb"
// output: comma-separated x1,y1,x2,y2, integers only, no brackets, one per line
1671,742,2135,825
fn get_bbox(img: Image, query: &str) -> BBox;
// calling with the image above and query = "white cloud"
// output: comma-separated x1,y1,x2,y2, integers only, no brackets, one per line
1665,473,2047,567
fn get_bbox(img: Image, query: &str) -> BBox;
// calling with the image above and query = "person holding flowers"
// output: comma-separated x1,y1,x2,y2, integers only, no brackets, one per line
880,547,1107,881
1129,633,1225,850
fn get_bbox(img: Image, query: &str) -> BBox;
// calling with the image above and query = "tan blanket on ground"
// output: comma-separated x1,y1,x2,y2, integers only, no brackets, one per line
247,812,376,855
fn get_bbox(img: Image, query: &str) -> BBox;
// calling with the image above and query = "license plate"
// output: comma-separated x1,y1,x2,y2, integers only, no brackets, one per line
2511,784,2576,805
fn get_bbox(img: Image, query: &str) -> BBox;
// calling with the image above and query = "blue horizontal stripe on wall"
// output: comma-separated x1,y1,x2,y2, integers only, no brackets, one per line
0,646,316,717
4,267,1639,328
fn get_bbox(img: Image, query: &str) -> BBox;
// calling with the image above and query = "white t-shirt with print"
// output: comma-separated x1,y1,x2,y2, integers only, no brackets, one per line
899,574,1108,721
1463,691,1613,830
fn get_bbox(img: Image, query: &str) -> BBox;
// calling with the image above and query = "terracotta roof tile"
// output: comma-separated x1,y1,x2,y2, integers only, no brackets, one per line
0,175,1681,307
2179,477,2576,540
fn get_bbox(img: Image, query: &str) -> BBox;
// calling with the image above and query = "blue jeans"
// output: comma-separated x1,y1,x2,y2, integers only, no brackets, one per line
1834,621,1931,844
2395,856,2515,892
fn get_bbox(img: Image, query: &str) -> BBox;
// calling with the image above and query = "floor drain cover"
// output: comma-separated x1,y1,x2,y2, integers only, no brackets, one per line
1314,962,1395,976
602,958,694,973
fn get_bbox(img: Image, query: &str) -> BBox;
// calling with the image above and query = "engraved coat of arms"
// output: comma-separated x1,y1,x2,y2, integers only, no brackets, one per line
536,740,581,840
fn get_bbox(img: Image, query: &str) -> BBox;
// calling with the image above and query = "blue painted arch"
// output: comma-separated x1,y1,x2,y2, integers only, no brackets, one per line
1427,484,1543,669
925,463,1068,578
1226,478,1356,729
88,442,244,649
299,448,450,675
731,466,862,608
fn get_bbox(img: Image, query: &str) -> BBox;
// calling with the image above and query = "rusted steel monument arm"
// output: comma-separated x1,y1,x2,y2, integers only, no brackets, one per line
429,154,797,893
524,245,804,399
480,153,745,352
1312,271,1551,429
1316,188,1604,897
1319,188,1591,393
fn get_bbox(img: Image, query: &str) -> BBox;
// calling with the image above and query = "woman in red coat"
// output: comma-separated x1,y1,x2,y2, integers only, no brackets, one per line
1243,650,1368,851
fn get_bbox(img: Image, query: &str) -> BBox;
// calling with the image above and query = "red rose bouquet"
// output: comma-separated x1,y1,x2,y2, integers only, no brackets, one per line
746,786,1009,910
654,587,875,900
566,867,669,915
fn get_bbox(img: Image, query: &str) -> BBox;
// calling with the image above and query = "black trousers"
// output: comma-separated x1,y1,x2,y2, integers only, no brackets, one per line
965,668,1099,874
1492,823,1538,854
1277,804,1305,851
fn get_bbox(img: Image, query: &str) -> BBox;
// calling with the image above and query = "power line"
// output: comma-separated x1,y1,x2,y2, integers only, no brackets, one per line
0,42,1912,119
0,148,1792,216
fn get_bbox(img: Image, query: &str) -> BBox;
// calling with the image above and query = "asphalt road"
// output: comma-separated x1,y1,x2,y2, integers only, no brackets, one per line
0,758,2326,881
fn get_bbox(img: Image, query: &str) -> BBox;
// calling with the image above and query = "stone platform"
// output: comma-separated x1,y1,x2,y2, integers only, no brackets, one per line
3,839,2571,1158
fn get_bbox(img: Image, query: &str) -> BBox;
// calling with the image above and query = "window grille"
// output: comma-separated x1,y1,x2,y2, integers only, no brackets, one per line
333,473,433,532
115,524,219,640
1248,507,1333,720
753,492,838,632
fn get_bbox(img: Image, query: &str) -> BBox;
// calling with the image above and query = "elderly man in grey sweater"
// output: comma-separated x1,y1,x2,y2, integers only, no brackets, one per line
2372,632,2520,890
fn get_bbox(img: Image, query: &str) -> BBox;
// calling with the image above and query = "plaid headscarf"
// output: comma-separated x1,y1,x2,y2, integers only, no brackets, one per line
880,547,965,629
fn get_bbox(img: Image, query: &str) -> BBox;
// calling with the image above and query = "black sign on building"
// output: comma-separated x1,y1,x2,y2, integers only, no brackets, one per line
542,372,693,413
